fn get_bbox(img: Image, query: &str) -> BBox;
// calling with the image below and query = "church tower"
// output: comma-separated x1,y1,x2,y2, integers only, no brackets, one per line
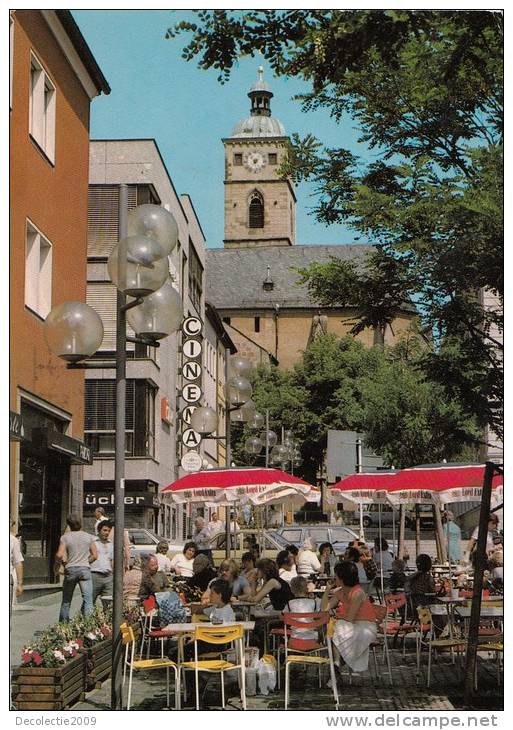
223,67,296,248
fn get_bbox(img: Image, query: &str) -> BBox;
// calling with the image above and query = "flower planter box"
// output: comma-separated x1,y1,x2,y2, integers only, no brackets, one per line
83,638,112,690
12,653,86,710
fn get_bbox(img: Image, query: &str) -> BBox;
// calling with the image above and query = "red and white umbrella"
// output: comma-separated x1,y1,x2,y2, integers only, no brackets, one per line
328,471,398,505
385,463,503,507
161,466,316,506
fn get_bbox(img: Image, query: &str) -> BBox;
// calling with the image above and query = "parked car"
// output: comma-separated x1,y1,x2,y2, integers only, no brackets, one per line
127,528,184,559
361,504,399,528
405,504,435,529
207,528,284,567
273,524,359,556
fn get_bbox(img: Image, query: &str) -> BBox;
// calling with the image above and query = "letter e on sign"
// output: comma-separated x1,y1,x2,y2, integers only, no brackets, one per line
182,383,202,404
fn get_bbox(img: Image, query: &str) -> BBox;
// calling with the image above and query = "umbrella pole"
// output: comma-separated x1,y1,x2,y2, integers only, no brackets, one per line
392,507,396,558
398,505,405,563
415,506,421,558
359,501,364,542
434,504,447,563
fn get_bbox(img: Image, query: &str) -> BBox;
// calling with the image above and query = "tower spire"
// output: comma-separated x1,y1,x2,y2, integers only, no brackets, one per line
248,66,273,118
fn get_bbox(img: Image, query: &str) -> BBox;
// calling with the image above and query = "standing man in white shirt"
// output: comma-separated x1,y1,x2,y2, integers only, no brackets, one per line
208,512,225,537
91,520,114,606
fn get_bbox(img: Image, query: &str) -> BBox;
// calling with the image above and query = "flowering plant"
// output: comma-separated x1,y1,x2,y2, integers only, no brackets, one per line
20,607,112,667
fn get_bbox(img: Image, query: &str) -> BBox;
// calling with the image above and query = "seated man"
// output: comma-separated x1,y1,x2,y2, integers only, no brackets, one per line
138,555,171,599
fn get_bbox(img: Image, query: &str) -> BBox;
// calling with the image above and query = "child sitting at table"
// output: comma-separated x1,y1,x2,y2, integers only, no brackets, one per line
206,579,236,623
283,576,322,642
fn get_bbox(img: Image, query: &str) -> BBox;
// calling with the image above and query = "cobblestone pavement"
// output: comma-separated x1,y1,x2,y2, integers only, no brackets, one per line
72,648,502,712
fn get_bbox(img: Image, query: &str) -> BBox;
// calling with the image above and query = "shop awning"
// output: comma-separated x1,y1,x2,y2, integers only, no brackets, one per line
45,429,93,464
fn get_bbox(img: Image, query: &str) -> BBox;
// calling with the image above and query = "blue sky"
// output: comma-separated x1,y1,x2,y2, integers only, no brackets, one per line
73,10,371,249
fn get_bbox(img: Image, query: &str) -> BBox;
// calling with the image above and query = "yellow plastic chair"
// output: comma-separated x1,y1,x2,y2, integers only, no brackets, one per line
476,641,503,689
416,607,466,688
180,624,246,710
120,623,180,710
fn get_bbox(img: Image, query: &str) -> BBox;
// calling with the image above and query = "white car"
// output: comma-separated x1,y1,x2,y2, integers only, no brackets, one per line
127,528,184,559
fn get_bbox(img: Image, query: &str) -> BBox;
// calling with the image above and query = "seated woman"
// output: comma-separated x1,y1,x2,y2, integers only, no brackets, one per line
189,554,218,592
318,542,337,576
155,541,172,573
237,558,293,610
170,541,197,578
345,546,371,587
321,560,377,673
406,554,436,611
241,552,259,592
372,537,394,574
277,549,297,583
202,559,252,603
297,538,321,577
238,558,294,656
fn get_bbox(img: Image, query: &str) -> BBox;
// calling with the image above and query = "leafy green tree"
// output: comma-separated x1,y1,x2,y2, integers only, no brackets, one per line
168,9,503,439
233,335,478,479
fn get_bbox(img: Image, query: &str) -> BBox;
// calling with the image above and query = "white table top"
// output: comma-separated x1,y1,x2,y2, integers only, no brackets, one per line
161,621,255,633
454,606,503,618
435,596,467,604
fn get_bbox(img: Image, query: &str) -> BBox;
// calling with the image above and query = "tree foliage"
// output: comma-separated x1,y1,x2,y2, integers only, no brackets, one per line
168,10,503,440
232,335,478,478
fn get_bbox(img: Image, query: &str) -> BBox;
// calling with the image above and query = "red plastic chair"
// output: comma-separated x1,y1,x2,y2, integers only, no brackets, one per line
281,612,339,710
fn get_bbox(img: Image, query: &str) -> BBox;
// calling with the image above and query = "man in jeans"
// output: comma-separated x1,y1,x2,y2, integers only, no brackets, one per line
91,520,114,606
56,514,97,622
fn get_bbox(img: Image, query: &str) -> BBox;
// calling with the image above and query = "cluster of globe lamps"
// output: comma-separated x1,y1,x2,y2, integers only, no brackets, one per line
192,355,302,469
43,204,184,362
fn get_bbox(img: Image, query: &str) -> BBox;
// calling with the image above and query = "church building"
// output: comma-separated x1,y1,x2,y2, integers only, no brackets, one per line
207,68,417,371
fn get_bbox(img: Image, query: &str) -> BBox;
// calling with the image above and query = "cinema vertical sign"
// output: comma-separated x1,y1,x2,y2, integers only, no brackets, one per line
179,316,203,471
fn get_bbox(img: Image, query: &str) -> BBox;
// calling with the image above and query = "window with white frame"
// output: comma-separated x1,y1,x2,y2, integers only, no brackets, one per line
25,220,52,318
29,53,56,162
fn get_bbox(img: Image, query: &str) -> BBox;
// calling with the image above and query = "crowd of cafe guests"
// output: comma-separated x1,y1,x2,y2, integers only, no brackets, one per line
54,508,503,677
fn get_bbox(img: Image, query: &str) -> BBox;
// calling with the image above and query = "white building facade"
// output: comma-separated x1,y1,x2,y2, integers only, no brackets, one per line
83,139,206,543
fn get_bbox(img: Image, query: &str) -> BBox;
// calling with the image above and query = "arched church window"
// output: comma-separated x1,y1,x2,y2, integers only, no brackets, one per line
249,191,264,228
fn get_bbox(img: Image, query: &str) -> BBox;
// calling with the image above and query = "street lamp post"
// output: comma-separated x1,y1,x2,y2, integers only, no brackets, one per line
190,354,254,557
44,194,182,710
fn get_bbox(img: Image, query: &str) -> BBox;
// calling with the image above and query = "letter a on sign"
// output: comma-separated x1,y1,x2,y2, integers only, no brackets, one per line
181,428,201,447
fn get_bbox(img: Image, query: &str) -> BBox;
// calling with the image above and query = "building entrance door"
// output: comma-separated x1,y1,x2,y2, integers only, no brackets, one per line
19,451,65,584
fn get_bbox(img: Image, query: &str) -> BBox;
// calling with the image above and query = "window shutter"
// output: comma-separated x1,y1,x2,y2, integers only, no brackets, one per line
87,282,135,351
84,379,135,431
85,380,116,431
87,185,137,258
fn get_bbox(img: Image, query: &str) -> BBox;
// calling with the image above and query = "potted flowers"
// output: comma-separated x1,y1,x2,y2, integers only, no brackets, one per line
13,624,87,710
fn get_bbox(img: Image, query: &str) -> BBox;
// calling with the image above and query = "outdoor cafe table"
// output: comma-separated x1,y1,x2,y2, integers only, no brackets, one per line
161,621,256,661
429,596,466,637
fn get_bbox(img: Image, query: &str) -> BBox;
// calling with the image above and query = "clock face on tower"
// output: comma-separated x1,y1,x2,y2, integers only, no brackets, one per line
243,151,266,172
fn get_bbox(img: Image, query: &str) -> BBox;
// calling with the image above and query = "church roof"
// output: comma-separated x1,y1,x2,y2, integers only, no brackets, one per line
206,244,384,310
230,66,286,138
231,115,286,138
